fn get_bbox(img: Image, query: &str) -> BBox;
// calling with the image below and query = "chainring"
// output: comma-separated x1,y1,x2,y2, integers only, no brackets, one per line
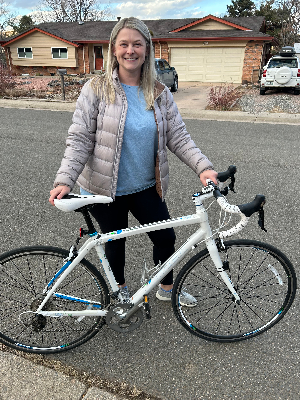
106,303,143,333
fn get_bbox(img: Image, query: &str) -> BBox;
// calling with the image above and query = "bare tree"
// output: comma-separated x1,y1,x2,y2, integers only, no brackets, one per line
34,0,114,23
0,0,16,38
255,0,300,49
275,0,300,46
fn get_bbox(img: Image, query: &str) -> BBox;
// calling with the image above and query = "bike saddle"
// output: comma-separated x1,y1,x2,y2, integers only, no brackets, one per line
54,193,113,212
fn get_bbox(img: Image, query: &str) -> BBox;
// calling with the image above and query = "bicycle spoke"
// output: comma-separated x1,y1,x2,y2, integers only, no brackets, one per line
173,240,296,342
0,247,109,353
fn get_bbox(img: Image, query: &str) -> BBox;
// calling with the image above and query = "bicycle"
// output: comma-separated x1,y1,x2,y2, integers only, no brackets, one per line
0,166,296,353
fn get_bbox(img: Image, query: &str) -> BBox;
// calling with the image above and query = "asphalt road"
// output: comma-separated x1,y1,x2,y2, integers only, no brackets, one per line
0,107,299,400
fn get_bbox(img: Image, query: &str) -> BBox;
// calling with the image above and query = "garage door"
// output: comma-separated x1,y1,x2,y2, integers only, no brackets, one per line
171,47,245,83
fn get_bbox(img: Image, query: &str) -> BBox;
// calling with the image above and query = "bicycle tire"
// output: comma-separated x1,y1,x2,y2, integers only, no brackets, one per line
172,239,296,342
0,246,109,353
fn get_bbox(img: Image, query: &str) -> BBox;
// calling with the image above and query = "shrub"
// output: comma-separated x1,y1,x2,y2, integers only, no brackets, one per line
0,66,16,95
207,83,242,111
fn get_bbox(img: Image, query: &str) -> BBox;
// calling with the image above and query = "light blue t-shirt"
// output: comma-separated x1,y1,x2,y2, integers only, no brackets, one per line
115,83,158,196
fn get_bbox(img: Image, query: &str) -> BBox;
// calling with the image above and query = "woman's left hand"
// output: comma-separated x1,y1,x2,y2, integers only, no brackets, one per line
199,169,218,186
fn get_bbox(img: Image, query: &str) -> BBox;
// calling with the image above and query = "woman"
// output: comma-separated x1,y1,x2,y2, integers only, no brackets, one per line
49,17,218,306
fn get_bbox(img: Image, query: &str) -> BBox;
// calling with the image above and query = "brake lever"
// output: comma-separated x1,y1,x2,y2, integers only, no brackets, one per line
258,207,267,232
229,175,236,193
220,186,229,196
220,175,235,196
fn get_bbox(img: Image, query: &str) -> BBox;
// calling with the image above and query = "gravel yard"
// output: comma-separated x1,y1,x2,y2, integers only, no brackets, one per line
2,75,88,101
236,86,300,114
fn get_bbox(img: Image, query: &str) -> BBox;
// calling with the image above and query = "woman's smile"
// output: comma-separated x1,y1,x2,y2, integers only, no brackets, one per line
113,28,147,80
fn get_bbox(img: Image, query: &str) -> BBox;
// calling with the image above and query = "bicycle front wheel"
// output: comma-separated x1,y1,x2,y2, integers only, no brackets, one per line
172,239,296,342
0,246,109,353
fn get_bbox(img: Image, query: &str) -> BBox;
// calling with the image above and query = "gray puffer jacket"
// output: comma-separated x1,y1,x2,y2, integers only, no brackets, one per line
54,69,213,200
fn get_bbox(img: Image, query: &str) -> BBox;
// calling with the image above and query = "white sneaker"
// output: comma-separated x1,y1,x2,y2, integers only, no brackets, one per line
156,286,197,307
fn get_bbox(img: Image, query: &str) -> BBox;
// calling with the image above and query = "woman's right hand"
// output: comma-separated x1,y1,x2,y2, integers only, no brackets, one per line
49,185,70,206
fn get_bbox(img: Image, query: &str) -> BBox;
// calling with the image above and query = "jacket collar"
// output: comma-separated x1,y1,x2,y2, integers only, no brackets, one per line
112,68,166,99
154,80,166,100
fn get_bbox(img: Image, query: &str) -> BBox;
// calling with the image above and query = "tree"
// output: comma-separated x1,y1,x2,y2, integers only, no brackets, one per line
12,15,35,35
34,0,114,23
255,0,300,49
226,0,300,49
226,0,256,17
275,0,300,47
0,0,15,39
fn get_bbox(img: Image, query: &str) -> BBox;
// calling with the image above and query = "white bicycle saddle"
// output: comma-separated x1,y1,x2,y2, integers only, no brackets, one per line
54,193,113,212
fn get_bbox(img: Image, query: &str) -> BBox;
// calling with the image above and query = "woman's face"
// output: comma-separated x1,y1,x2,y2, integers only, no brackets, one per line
113,28,147,79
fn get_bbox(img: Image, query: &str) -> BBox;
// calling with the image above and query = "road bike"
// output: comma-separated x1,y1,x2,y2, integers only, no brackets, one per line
0,166,296,353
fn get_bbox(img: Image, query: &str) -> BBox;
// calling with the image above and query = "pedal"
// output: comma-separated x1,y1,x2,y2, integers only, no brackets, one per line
143,295,151,319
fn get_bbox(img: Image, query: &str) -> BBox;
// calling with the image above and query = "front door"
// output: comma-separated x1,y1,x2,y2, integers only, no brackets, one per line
94,46,103,70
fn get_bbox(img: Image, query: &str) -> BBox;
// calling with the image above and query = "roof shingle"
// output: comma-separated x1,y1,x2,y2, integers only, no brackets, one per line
1,15,272,45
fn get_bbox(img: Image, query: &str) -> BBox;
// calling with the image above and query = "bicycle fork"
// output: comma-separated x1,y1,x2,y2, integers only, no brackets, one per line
195,203,241,304
206,237,240,303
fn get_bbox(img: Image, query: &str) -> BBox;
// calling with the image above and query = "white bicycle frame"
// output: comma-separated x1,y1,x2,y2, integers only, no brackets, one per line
36,190,245,319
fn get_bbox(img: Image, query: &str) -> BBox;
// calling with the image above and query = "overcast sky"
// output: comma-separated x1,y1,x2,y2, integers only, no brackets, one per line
11,0,230,20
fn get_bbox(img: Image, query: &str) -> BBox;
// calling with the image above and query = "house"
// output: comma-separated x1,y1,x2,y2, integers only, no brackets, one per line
0,15,275,83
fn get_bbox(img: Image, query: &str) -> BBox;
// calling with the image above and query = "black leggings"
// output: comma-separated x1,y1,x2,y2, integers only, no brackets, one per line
89,185,176,286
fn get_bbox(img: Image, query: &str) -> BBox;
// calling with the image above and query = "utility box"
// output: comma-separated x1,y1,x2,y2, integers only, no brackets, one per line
57,69,67,75
57,69,67,100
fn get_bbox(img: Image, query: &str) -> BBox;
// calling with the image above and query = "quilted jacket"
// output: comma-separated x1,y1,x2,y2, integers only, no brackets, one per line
54,69,213,200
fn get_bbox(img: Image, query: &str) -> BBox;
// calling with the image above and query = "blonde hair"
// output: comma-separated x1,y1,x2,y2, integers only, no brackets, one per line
90,17,156,110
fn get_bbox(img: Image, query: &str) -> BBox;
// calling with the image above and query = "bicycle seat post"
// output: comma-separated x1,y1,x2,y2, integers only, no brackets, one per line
76,207,97,236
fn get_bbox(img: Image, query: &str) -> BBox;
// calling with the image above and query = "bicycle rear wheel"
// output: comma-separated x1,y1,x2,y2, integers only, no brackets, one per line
0,246,109,353
172,239,296,342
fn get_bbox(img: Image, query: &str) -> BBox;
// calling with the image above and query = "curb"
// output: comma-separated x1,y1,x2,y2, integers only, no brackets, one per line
179,109,300,124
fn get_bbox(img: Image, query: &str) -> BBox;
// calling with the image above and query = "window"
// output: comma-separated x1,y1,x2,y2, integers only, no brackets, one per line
17,47,32,58
268,58,298,68
157,61,165,71
52,48,68,59
163,60,171,70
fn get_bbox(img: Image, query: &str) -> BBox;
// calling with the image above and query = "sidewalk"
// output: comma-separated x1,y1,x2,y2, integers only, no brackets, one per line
0,350,137,400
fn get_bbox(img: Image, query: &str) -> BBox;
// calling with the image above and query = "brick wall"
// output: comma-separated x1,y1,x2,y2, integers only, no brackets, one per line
154,42,169,62
77,45,90,74
242,41,264,83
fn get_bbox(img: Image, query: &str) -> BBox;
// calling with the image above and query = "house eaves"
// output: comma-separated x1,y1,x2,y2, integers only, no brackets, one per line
152,30,274,42
170,14,251,32
2,27,79,47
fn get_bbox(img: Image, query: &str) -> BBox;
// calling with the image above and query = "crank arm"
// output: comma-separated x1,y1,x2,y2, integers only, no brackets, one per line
115,302,143,323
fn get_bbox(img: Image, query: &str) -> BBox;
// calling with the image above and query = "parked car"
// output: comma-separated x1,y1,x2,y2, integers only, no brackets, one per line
260,46,300,95
155,58,178,92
